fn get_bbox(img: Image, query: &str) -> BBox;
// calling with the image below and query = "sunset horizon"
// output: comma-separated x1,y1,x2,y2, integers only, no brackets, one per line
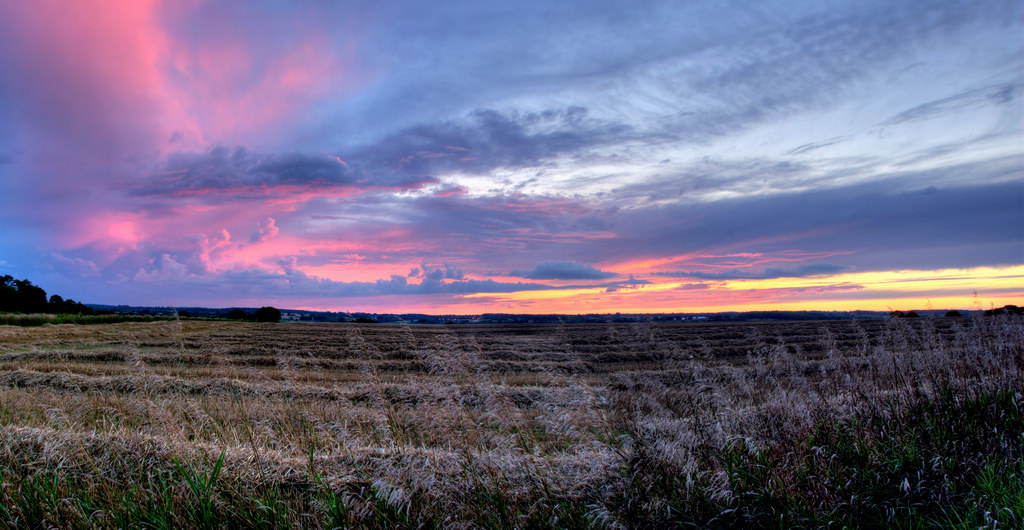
1,1,1020,315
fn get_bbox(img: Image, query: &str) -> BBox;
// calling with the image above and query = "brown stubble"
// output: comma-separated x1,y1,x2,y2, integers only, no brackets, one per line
0,315,1020,527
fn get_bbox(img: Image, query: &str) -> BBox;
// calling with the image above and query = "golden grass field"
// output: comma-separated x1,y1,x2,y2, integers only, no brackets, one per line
0,316,1021,528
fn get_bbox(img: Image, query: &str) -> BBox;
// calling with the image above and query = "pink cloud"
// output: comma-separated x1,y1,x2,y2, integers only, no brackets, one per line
48,253,102,278
0,0,187,158
54,213,146,262
433,184,468,197
1,1,370,162
249,217,279,244
665,250,857,272
195,229,232,273
161,11,367,146
134,253,192,282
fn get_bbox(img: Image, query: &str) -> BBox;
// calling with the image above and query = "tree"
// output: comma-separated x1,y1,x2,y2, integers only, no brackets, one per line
62,298,93,315
254,306,281,323
0,275,15,312
1,276,96,315
944,310,963,317
14,279,47,313
228,309,249,320
985,305,1024,316
0,276,48,314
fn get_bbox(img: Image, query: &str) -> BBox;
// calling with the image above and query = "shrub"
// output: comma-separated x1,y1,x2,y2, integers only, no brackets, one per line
254,306,281,323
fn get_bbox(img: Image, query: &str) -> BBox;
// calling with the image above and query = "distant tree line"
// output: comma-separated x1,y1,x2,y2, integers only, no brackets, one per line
228,307,281,323
0,275,96,315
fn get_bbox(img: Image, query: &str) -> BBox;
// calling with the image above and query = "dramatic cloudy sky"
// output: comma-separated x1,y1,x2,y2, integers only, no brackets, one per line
0,0,1021,313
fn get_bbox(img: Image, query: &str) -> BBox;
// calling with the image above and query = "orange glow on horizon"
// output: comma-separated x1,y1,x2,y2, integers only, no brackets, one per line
446,265,1023,314
261,265,1024,315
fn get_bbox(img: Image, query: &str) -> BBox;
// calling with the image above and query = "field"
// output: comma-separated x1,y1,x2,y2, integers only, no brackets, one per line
0,316,1021,528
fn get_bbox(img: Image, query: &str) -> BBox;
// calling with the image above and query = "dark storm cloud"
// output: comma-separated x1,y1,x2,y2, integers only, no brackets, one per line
510,261,618,280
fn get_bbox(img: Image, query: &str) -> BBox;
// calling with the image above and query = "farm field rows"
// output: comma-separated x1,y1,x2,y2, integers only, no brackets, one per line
0,316,1021,528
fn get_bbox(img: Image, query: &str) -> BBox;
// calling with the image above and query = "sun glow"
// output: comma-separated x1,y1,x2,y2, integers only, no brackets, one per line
457,265,1023,314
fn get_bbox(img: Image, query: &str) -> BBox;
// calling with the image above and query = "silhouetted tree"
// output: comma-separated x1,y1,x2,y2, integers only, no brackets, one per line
985,305,1024,316
228,309,248,320
66,298,93,315
944,310,963,317
254,306,281,323
0,276,48,313
16,280,47,313
0,276,94,315
0,275,15,312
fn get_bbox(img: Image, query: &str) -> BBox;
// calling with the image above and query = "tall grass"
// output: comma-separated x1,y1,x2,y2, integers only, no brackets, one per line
0,315,1020,528
0,313,170,326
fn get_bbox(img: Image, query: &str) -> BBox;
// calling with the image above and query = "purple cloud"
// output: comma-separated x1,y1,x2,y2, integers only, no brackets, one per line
510,261,617,280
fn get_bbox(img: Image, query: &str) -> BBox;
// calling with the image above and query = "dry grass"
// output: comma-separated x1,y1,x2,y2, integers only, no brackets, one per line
0,315,1021,528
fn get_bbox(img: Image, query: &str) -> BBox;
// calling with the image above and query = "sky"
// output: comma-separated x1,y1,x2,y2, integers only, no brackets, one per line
0,0,1021,314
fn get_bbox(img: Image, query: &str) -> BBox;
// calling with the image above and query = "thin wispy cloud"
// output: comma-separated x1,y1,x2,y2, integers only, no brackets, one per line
656,264,849,281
